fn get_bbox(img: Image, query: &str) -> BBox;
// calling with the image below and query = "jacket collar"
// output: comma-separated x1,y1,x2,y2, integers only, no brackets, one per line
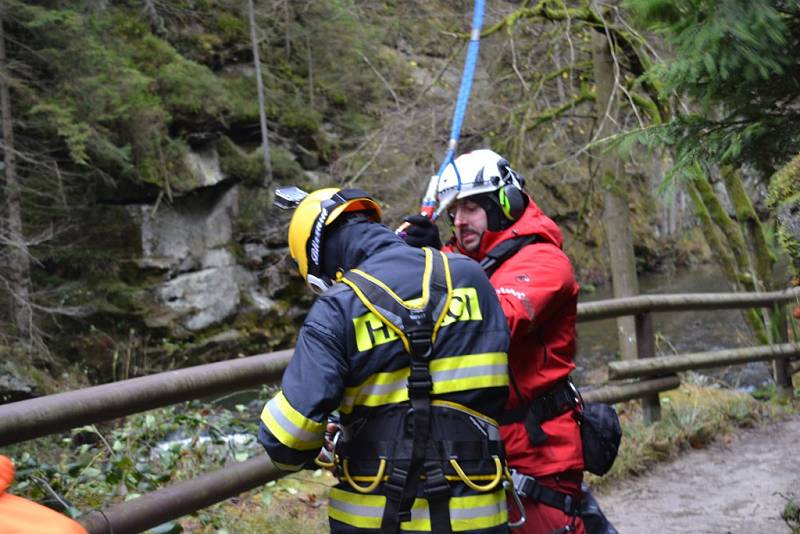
322,219,405,277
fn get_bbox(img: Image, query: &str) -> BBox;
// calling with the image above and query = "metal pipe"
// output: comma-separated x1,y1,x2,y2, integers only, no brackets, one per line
577,286,800,322
4,288,796,445
79,454,282,534
607,343,800,380
580,375,681,405
0,350,293,446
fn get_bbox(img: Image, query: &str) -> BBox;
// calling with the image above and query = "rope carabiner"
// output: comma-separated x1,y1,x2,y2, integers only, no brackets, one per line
503,467,527,529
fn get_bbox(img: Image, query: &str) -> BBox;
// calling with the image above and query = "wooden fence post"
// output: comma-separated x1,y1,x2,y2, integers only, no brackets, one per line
771,304,794,399
636,312,661,423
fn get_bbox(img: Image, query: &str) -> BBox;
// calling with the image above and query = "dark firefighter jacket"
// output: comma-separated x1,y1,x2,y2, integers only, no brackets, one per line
257,220,511,533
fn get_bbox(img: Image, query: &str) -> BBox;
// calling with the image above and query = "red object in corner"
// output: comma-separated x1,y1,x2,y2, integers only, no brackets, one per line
0,455,88,534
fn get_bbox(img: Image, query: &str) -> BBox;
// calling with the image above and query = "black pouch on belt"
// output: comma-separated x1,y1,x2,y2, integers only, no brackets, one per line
579,402,622,476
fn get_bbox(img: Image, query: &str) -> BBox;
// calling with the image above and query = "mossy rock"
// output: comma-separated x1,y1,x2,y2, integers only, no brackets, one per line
218,137,307,186
278,107,322,139
221,75,260,124
218,136,264,185
768,153,800,275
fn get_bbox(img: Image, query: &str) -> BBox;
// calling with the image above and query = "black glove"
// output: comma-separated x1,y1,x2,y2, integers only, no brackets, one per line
400,214,442,249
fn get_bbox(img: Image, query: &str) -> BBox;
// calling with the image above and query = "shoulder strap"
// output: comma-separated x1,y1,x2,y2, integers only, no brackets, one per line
480,234,540,277
341,249,454,534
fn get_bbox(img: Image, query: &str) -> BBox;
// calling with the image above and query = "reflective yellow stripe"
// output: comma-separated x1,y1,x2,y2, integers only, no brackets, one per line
429,352,506,372
328,488,507,532
260,391,324,450
450,490,508,531
430,352,508,394
339,353,507,414
349,474,502,482
340,365,409,413
328,488,385,529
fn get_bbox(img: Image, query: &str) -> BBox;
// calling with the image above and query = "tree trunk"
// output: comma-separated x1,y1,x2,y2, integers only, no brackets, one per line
688,169,769,343
591,18,639,360
721,165,774,290
0,16,32,343
248,0,272,186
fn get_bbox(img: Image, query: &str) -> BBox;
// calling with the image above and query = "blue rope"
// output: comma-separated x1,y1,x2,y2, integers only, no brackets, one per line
435,0,485,182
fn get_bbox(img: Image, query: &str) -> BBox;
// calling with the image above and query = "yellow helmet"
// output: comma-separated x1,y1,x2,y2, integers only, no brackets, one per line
288,187,382,294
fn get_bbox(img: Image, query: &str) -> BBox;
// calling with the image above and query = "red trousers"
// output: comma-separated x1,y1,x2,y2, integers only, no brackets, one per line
506,470,586,534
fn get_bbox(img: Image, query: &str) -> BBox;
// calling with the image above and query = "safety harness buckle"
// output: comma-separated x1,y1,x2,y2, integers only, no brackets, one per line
509,469,580,516
407,361,433,398
511,470,540,501
405,325,433,357
423,462,451,499
384,466,409,501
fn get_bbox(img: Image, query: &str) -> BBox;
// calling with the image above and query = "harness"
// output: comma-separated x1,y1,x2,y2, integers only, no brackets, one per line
337,248,508,533
480,234,540,277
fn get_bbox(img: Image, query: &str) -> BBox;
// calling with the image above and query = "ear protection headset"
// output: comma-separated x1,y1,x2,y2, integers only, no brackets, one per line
496,159,526,223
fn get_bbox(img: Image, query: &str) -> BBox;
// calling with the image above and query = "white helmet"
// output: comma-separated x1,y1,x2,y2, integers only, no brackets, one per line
436,149,527,230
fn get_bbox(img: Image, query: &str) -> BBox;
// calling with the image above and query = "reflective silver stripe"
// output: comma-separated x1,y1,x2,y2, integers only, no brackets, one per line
450,501,504,520
266,398,320,444
431,364,507,382
355,378,407,397
328,497,384,519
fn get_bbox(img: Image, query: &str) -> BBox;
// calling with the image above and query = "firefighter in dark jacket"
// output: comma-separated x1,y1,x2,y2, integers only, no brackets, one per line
257,187,515,533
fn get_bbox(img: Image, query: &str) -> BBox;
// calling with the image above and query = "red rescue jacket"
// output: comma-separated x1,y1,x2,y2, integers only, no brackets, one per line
444,195,583,477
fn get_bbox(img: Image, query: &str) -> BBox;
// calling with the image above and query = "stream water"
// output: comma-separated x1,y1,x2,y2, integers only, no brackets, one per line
574,264,772,390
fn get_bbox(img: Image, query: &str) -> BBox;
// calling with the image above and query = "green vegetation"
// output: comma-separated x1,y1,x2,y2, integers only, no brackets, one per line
782,493,800,533
3,381,796,533
0,386,332,533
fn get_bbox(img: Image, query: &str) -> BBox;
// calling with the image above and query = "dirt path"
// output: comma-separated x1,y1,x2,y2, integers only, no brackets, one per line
594,415,800,533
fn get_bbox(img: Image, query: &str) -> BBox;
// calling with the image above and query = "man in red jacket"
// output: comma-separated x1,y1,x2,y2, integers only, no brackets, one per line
402,149,587,534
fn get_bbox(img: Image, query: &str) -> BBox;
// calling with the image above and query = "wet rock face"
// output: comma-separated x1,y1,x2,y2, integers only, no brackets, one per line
157,265,242,332
132,180,278,336
45,146,300,380
0,361,38,403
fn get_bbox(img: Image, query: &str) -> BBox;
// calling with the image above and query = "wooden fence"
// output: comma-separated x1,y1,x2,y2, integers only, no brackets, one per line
0,287,796,534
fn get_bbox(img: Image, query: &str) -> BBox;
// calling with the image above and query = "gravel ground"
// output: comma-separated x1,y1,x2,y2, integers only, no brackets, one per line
594,415,800,534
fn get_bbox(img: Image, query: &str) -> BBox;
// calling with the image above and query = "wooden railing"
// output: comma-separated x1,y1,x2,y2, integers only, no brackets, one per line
0,287,797,534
